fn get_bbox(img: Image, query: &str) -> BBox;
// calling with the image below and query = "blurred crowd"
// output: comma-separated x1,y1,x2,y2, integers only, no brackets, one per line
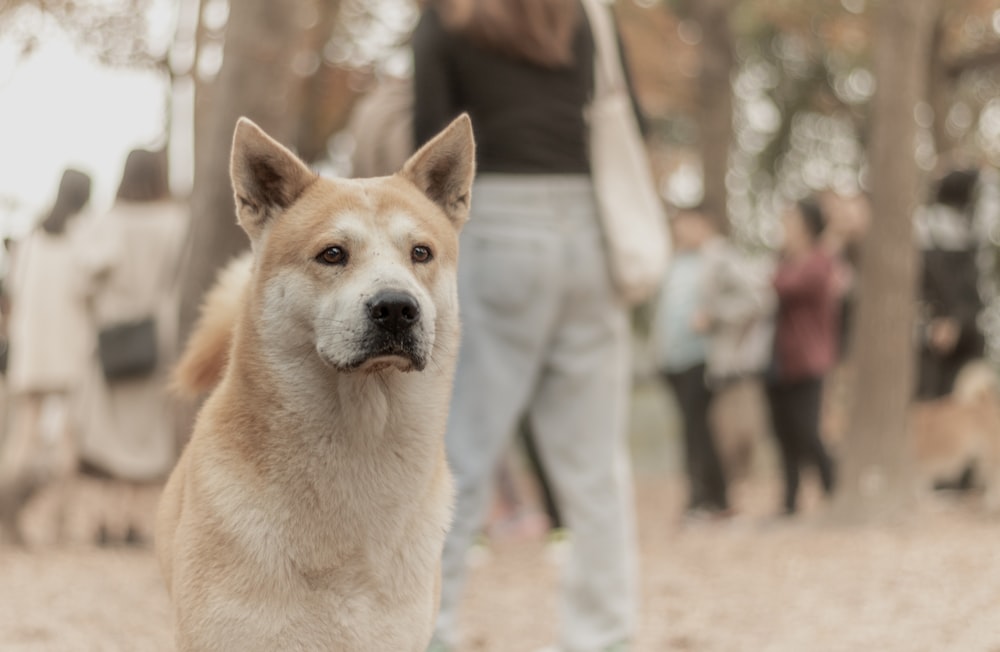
555,166,985,522
642,166,989,524
1,1,997,651
0,150,188,546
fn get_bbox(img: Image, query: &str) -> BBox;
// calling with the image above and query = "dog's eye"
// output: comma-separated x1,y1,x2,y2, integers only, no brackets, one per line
412,246,433,264
317,246,347,266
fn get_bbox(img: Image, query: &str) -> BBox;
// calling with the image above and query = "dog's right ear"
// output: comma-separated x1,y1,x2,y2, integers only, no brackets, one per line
230,118,316,242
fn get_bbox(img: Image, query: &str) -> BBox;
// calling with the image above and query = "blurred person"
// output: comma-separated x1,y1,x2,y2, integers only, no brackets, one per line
486,432,556,543
347,54,566,548
766,198,838,516
915,168,985,400
0,237,15,429
697,216,775,491
519,416,564,532
413,0,642,649
0,237,15,335
486,417,565,544
77,148,188,544
0,168,94,543
651,209,729,517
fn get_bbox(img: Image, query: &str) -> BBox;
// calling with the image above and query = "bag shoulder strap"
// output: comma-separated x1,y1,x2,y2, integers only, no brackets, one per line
580,0,627,95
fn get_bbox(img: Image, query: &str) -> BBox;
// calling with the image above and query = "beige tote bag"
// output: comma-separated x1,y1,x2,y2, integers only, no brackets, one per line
582,0,671,306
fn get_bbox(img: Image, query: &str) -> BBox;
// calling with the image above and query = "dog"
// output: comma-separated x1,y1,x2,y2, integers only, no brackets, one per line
155,113,475,651
911,360,1000,511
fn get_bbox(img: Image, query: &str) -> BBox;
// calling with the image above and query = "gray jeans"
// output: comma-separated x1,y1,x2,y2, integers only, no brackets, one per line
434,174,638,651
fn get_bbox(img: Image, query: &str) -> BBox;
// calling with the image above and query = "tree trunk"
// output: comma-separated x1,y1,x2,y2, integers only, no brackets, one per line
926,0,952,167
178,0,311,344
294,0,344,163
831,0,936,523
191,0,216,184
692,0,733,232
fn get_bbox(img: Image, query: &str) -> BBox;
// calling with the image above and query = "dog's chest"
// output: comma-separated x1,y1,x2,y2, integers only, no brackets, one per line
186,373,453,650
243,426,450,572
186,461,449,651
187,577,435,652
212,472,448,651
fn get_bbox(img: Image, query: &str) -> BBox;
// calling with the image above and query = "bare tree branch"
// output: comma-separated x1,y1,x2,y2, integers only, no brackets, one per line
946,44,1000,79
0,0,161,68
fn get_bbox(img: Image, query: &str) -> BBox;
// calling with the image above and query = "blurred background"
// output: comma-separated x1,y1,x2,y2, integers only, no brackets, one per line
3,0,1000,650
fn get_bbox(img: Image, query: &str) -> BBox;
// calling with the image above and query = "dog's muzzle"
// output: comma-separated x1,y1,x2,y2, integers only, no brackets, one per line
353,290,427,371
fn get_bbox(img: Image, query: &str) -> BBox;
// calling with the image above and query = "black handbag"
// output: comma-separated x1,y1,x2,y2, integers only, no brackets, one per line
97,317,158,380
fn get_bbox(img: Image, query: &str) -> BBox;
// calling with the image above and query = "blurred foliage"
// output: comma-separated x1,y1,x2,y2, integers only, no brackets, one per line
0,0,164,67
620,0,1000,243
7,0,1000,241
326,0,418,70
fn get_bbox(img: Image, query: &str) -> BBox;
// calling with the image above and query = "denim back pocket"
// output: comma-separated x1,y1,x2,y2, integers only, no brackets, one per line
463,225,550,315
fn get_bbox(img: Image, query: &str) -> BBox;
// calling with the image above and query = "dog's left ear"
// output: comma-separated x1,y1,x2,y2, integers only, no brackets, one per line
230,118,316,242
401,114,476,228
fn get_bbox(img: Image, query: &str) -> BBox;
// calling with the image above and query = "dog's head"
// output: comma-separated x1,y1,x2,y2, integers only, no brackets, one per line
230,115,475,374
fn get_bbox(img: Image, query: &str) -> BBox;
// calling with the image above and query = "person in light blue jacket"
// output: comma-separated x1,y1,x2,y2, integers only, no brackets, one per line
652,208,729,516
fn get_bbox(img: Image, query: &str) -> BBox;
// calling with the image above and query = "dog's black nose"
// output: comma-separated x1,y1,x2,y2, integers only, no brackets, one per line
367,291,420,333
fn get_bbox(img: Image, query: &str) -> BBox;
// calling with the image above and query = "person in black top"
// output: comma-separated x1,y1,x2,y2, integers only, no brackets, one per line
414,1,640,650
916,168,985,400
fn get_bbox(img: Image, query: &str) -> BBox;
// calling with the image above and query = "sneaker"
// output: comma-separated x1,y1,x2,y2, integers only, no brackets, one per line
682,506,734,524
545,528,571,567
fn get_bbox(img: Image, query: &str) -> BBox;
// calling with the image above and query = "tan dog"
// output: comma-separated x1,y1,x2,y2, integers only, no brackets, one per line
911,360,1000,511
156,114,475,651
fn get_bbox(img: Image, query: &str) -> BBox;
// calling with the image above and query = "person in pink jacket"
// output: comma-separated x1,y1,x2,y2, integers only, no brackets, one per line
766,197,839,515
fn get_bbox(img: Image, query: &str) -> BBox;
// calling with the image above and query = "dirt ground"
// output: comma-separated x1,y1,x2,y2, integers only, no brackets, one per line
458,478,1000,652
2,383,1000,651
3,477,1000,652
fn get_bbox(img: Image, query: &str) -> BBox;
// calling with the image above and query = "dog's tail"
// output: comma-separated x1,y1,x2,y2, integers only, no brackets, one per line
171,253,253,397
952,359,999,406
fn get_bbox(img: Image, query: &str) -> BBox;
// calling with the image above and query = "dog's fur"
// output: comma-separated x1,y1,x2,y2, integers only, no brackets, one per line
155,115,475,651
911,360,1000,510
